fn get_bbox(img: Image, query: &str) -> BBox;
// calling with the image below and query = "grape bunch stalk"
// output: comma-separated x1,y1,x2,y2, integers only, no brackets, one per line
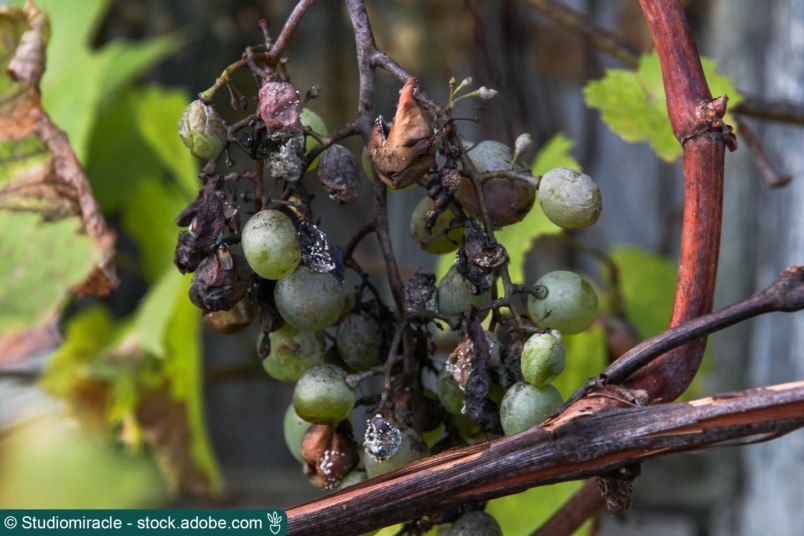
172,19,603,533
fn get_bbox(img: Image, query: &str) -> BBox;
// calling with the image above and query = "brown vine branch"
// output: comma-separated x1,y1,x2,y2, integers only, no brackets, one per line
287,380,804,535
623,0,728,402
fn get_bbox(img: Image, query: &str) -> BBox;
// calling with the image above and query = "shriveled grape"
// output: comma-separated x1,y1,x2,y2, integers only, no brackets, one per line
521,329,566,386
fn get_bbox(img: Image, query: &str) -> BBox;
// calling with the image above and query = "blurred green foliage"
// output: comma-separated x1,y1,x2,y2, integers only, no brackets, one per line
2,0,220,503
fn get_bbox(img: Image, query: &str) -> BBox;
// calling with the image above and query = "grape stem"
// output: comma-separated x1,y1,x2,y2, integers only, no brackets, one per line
264,0,318,67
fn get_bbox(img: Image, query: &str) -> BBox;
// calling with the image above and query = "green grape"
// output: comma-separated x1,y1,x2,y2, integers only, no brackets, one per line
262,323,326,382
538,167,602,229
336,312,382,371
499,381,563,436
293,364,355,424
364,425,428,478
300,108,328,170
410,197,464,254
466,140,517,174
527,270,598,334
437,265,492,319
274,266,347,331
283,403,313,464
241,209,301,280
441,511,503,536
436,368,465,415
334,468,368,490
520,329,565,386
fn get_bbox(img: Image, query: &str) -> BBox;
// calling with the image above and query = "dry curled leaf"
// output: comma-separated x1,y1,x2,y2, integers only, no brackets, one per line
0,3,116,347
368,77,435,190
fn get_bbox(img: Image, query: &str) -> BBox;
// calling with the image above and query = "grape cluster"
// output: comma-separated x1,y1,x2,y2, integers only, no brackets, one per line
174,61,603,531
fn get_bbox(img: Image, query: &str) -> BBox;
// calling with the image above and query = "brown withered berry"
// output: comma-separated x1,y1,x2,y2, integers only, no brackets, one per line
300,420,359,490
317,144,361,204
456,140,536,227
368,77,435,190
258,80,302,137
202,297,258,334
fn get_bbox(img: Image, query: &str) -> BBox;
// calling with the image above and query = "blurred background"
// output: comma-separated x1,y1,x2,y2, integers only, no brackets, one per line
1,1,802,534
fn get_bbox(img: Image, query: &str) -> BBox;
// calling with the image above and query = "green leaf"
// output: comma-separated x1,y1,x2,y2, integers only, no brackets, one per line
609,245,676,339
88,86,194,281
0,418,168,508
486,482,589,535
0,211,96,335
122,178,190,282
135,269,187,358
37,0,182,163
163,274,222,491
39,305,113,398
85,89,166,212
584,51,743,162
134,86,200,200
554,324,608,400
531,132,582,175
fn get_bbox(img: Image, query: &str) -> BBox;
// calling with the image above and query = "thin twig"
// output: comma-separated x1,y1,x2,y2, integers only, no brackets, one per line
524,0,641,68
735,116,793,187
265,0,318,66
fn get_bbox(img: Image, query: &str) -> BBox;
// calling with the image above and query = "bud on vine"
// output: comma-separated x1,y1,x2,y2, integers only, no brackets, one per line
178,99,227,160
